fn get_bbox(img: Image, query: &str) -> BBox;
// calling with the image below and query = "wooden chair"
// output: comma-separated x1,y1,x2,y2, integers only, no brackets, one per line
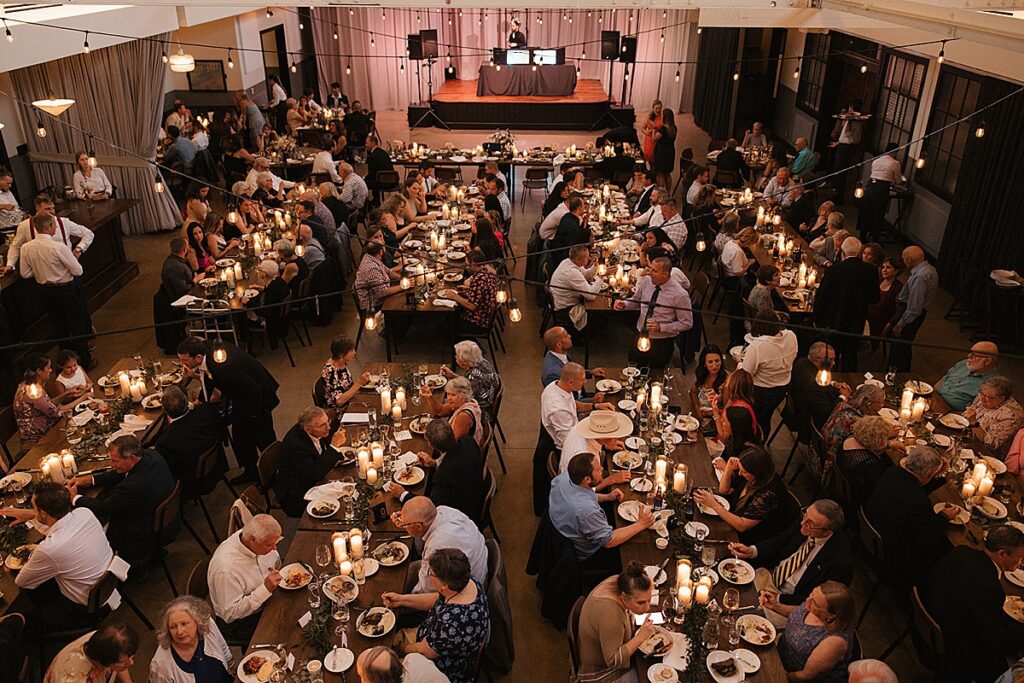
714,168,742,188
312,376,329,408
546,450,559,479
155,482,186,595
240,484,268,514
856,507,886,627
479,420,494,474
375,170,401,198
293,276,314,346
351,292,370,350
256,441,283,508
183,443,228,544
489,378,508,447
479,466,500,544
0,405,20,472
909,585,944,675
186,558,211,600
566,596,586,677
520,168,550,209
436,166,463,186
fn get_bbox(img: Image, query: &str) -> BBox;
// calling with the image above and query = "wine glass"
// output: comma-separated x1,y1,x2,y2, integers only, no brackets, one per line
315,544,332,577
332,602,350,636
307,580,321,609
723,587,741,614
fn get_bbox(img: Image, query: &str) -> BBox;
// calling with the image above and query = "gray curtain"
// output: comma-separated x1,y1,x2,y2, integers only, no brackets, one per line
10,33,179,233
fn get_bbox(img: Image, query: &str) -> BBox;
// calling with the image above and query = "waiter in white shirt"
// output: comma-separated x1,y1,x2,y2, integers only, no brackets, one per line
19,213,93,367
859,142,903,243
0,169,22,232
6,194,94,271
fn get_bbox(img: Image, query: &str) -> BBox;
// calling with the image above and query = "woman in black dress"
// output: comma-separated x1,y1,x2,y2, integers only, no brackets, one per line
652,108,677,190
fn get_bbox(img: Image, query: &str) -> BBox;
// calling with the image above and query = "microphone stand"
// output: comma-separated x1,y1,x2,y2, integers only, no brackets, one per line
410,57,451,130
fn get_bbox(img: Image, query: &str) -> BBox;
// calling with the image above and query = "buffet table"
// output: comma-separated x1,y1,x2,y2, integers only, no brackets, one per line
476,64,577,97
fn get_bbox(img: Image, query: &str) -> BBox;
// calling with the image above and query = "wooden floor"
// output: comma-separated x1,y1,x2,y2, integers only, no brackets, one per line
434,78,611,104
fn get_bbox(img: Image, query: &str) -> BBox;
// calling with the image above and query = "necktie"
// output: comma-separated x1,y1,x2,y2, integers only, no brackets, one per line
643,285,662,331
772,538,816,587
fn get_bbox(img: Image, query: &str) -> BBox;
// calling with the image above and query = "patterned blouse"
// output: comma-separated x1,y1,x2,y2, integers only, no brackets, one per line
820,403,864,483
14,384,62,447
354,254,392,311
969,395,1024,455
465,360,499,414
321,362,354,407
779,605,854,681
460,271,500,329
417,579,489,683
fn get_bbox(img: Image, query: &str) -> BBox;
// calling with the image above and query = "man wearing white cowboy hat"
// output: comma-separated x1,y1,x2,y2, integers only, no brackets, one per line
560,410,634,478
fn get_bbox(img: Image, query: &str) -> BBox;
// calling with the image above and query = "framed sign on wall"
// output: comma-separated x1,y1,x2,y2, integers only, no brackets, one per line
188,60,228,92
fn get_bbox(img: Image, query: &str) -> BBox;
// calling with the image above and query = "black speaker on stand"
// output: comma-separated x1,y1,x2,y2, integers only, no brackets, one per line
618,36,637,111
600,30,621,60
410,29,449,130
420,29,438,60
590,30,629,131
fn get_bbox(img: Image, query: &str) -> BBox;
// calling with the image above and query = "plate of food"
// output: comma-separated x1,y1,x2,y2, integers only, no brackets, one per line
729,346,745,363
980,456,1008,475
323,647,354,673
409,416,432,434
625,436,646,450
97,375,117,388
622,367,641,379
199,277,219,288
878,407,899,422
362,374,382,389
718,558,755,585
215,258,236,268
74,398,107,413
647,663,679,683
322,574,359,603
443,272,463,283
279,563,313,590
971,496,1007,519
630,477,654,493
732,648,760,674
618,399,637,411
694,566,719,585
373,541,410,566
939,413,970,429
697,494,731,516
779,290,803,301
905,380,933,395
706,651,743,683
446,250,466,260
307,498,340,519
736,614,777,645
357,606,396,638
618,500,643,522
931,433,952,447
612,451,643,470
423,374,448,390
403,257,421,266
361,557,380,578
934,502,970,525
394,465,425,486
676,414,700,432
403,239,423,250
4,544,36,570
157,371,183,387
596,379,623,393
644,565,668,586
0,472,32,491
639,626,674,656
1004,596,1024,623
141,394,162,410
684,521,710,538
237,650,279,683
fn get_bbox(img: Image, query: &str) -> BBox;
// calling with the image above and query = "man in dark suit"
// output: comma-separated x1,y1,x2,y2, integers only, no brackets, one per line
70,434,177,576
274,407,348,517
344,101,371,147
595,145,635,182
154,386,226,496
865,446,953,592
632,170,657,216
548,197,589,272
156,237,204,354
789,342,851,432
813,236,881,371
714,138,749,187
728,499,853,606
923,525,1024,683
177,337,280,484
386,418,486,524
364,135,393,205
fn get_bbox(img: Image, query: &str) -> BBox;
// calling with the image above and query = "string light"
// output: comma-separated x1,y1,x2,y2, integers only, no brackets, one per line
153,175,164,193
36,121,46,138
508,299,522,323
860,63,868,74
298,19,304,30
576,64,581,77
696,26,702,34
661,32,665,43
227,209,237,224
364,309,377,331
629,11,634,22
582,49,587,60
446,52,452,63
87,139,96,167
495,282,508,304
459,9,463,17
82,31,90,53
793,60,801,79
370,33,375,48
733,69,740,81
488,58,494,67
265,8,273,18
400,60,405,73
346,60,352,75
290,56,297,74
416,11,420,24
663,9,668,18
674,68,680,83
975,120,986,138
563,12,568,21
381,9,386,21
212,339,228,363
815,362,833,386
161,43,168,63
854,181,865,199
333,30,338,40
915,153,926,169
624,67,630,81
4,19,12,43
349,8,353,16
696,232,707,252
637,333,651,353
937,41,946,64
227,49,234,69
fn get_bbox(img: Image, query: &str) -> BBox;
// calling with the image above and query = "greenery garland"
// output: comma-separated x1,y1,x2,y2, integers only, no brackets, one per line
0,521,28,555
300,599,334,656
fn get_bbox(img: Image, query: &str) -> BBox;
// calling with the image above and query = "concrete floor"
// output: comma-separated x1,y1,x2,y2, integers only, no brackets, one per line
66,110,1020,683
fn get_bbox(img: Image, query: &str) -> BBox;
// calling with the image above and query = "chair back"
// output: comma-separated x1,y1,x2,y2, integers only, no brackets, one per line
256,441,284,491
491,377,504,423
480,466,498,531
154,481,182,535
436,167,459,185
195,443,223,482
312,376,329,408
186,558,211,599
857,507,886,564
376,170,400,191
567,595,586,675
485,537,502,590
240,484,268,514
715,168,741,187
0,405,20,470
690,272,710,305
86,570,119,614
480,420,494,473
546,450,559,479
525,167,549,182
911,585,944,659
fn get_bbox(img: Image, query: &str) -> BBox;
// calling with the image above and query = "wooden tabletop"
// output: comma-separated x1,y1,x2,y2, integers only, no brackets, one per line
589,368,787,681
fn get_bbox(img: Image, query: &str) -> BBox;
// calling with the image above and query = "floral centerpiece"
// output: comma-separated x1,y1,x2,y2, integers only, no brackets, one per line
490,129,516,154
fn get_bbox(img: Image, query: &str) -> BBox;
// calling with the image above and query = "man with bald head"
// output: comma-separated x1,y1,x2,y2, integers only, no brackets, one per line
541,325,605,387
789,136,817,178
935,341,1000,411
390,496,487,595
355,645,447,682
886,245,938,371
813,236,881,371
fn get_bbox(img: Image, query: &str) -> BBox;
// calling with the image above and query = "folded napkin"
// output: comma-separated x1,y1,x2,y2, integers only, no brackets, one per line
432,298,458,308
340,413,370,424
396,452,419,468
71,410,94,426
662,632,692,671
395,430,413,442
171,294,202,307
706,438,725,457
304,481,355,501
450,155,467,163
104,555,132,610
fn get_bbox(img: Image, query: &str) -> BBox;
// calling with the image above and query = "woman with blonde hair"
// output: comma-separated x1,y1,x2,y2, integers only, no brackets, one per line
800,200,836,241
422,376,485,448
149,595,232,682
380,193,416,240
763,581,857,681
839,415,897,505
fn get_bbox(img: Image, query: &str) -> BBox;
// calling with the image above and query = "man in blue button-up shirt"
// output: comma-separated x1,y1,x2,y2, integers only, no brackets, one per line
886,246,938,371
935,342,999,411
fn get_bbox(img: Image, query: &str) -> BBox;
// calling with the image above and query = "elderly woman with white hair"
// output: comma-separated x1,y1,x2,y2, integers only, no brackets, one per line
440,340,500,415
275,238,309,297
965,375,1024,456
421,375,485,448
245,259,290,338
252,171,284,209
149,596,232,683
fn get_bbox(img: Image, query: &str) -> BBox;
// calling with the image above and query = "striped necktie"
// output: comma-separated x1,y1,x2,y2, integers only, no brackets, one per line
772,538,816,587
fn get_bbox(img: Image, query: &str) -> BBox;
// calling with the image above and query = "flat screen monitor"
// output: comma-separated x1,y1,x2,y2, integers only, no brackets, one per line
533,49,558,65
506,49,530,66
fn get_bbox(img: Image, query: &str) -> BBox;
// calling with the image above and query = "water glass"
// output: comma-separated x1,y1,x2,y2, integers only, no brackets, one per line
333,604,350,636
308,580,321,609
702,545,717,567
725,615,741,647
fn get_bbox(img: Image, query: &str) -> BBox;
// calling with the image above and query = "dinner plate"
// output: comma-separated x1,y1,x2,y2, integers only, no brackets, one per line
647,663,678,683
1004,596,1024,623
697,494,731,516
361,557,381,578
215,258,235,267
644,565,668,586
454,223,472,231
622,367,641,379
279,563,313,590
780,290,803,301
630,477,654,493
403,257,421,266
736,614,777,645
141,394,162,410
971,495,1007,519
243,288,260,300
939,413,970,429
199,277,219,288
729,346,745,362
665,432,683,445
639,626,674,656
4,544,37,570
322,574,359,603
403,240,423,249
356,607,396,638
323,647,354,673
157,372,183,387
446,251,467,260
625,436,646,450
676,415,700,432
618,500,643,522
991,269,1018,280
1006,568,1024,588
904,380,933,395
409,416,431,434
706,651,743,683
931,433,952,448
878,407,899,422
613,451,643,470
0,472,32,491
618,399,637,411
393,465,425,486
596,379,623,393
733,648,760,673
861,378,885,389
443,273,463,282
933,502,969,525
423,374,448,390
995,278,1022,288
684,521,710,538
307,498,340,519
237,650,280,683
717,558,755,585
75,398,107,413
373,541,410,566
693,566,720,585
979,456,1008,475
97,374,117,387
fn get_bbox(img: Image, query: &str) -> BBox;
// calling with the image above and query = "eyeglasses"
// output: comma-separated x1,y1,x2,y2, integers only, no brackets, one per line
800,507,826,531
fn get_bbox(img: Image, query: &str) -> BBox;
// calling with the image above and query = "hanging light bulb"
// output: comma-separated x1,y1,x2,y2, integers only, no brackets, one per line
675,69,680,83
663,9,668,18
588,10,592,17
733,70,740,81
212,339,228,364
697,26,702,34
265,8,273,18
915,154,926,170
629,11,634,22
598,15,603,23
459,9,463,17
937,42,945,64
381,9,385,21
346,61,352,76
624,67,630,81
36,122,47,138
854,181,865,199
400,60,405,73
447,65,455,75
495,283,509,304
400,275,411,290
815,364,832,387
496,64,501,72
576,64,581,77
582,49,587,60
637,333,651,353
660,32,665,43
227,49,234,69
349,8,353,15
295,243,305,257
446,52,451,63
290,56,297,74
568,15,573,24
87,148,97,168
82,31,90,53
161,43,168,63
227,210,237,223
975,121,986,138
532,64,537,72
3,19,12,43
488,58,494,67
168,47,196,73
416,11,420,23
696,232,707,252
299,20,304,29
154,175,164,193
370,34,375,48
860,63,868,74
508,298,522,322
793,60,801,79
25,380,43,400
364,310,377,331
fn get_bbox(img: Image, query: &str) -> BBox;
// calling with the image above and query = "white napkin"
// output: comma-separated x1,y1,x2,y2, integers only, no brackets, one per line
304,481,352,501
706,438,725,457
120,415,153,432
395,430,413,442
71,410,94,426
340,413,370,424
662,632,692,670
298,611,313,628
961,448,975,460
450,155,467,163
171,294,202,307
396,452,419,468
433,298,458,308
552,154,565,168
103,555,132,610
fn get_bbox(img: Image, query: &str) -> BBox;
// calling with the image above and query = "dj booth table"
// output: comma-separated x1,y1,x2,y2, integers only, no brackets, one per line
476,64,577,97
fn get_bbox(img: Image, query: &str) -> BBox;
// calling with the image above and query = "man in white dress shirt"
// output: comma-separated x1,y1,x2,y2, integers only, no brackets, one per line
549,245,603,339
686,167,709,208
764,167,797,208
312,148,343,184
356,645,450,683
539,189,575,240
540,363,616,449
242,156,296,196
390,497,487,595
630,187,666,230
7,193,94,271
208,514,283,640
0,169,21,231
859,142,903,243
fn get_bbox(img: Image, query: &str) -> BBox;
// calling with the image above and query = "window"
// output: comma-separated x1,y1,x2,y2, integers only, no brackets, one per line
796,33,831,116
869,51,927,154
917,67,984,201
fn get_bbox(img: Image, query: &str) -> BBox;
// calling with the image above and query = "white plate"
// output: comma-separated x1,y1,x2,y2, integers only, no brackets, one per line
622,367,641,379
596,379,623,393
625,436,646,450
4,544,37,570
97,375,117,387
630,477,654,492
645,565,668,586
684,521,710,538
322,574,359,603
995,279,1022,288
639,626,675,656
939,413,970,429
443,273,463,283
75,398,106,413
613,451,643,470
307,498,340,519
647,663,679,683
904,380,933,395
933,502,969,525
665,432,683,445
698,494,731,516
393,466,425,486
403,240,423,249
718,559,755,585
980,456,1008,475
356,607,396,638
706,651,744,683
323,647,354,673
423,374,448,390
736,614,777,645
694,566,719,585
373,541,410,566
1006,568,1024,588
861,378,885,389
409,416,431,434
1004,596,1024,623
215,258,236,267
971,496,1007,519
0,472,32,491
931,433,951,447
362,557,380,577
618,500,643,522
618,399,637,411
879,407,899,422
279,563,313,590
733,648,760,673
991,269,1018,280
676,415,700,431
237,651,279,683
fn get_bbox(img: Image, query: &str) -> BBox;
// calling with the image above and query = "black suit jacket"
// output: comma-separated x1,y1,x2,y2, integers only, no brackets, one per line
715,148,750,178
424,436,485,524
76,450,178,570
366,147,394,190
160,254,194,300
275,422,343,517
924,546,1024,683
595,154,634,181
155,403,226,495
790,358,841,430
866,467,951,590
814,256,881,333
753,520,854,605
203,342,280,418
549,213,588,269
345,112,371,146
635,184,656,215
783,191,817,229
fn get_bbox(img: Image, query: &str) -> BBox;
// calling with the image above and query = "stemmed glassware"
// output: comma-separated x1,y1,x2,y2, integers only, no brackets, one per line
315,544,332,580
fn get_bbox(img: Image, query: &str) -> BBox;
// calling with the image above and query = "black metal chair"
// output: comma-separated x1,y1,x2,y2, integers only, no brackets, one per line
520,168,550,209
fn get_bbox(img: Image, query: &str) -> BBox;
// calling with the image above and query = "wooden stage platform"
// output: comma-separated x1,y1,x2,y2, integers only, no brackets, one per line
408,78,635,131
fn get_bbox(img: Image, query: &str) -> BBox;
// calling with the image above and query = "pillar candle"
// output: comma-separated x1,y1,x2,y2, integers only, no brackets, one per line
118,372,131,398
677,585,692,608
61,451,78,476
654,456,667,485
695,582,711,605
635,389,646,410
130,380,144,403
395,387,407,410
962,481,976,499
357,448,370,479
438,233,446,251
673,464,687,493
899,407,912,422
910,398,926,422
234,263,243,281
650,383,663,409
284,213,292,227
807,270,816,288
367,467,378,486
226,268,236,287
901,388,914,411
381,387,392,414
332,532,348,564
798,263,807,282
392,404,402,421
977,476,995,497
349,529,364,560
972,462,988,486
372,443,385,470
339,559,352,577
675,559,692,589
